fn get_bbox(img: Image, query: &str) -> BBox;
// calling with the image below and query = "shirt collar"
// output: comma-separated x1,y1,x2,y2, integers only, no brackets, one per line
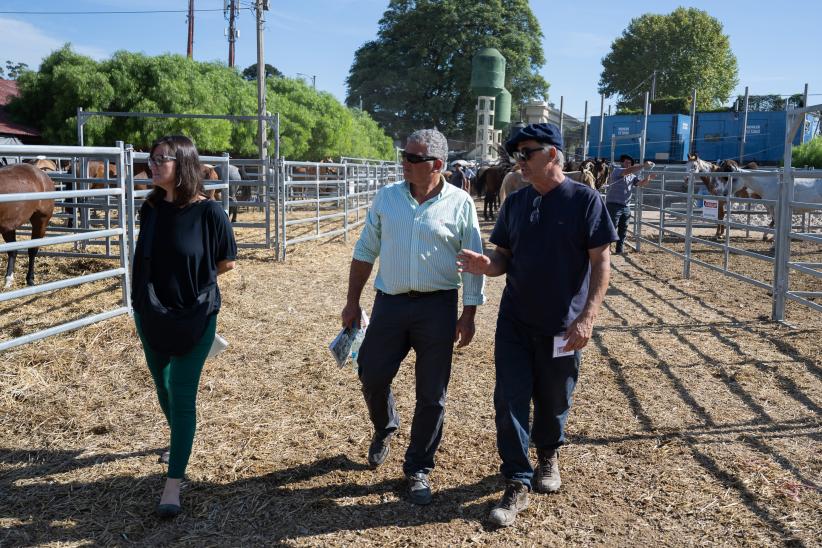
403,177,450,204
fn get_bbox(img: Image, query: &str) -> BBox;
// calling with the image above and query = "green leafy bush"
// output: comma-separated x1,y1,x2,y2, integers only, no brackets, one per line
791,136,822,168
9,45,394,160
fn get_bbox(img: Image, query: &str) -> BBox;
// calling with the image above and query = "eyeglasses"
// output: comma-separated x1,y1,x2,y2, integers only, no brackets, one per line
530,194,542,225
512,146,548,163
401,151,438,164
148,154,176,167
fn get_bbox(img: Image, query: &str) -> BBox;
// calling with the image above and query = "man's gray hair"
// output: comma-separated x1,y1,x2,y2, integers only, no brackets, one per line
407,129,448,162
553,147,565,168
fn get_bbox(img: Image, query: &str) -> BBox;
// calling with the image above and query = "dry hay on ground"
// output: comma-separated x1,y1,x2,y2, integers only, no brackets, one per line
1,201,820,546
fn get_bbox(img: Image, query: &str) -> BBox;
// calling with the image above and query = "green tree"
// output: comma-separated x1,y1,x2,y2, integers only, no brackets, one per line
733,93,805,112
346,0,549,142
241,63,283,80
1,60,29,79
8,45,394,160
599,7,738,110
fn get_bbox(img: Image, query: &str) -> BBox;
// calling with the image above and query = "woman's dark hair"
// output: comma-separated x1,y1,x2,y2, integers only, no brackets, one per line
146,135,205,207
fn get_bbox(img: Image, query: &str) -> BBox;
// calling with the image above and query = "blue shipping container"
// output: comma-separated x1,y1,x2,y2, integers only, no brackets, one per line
692,111,812,164
587,114,691,162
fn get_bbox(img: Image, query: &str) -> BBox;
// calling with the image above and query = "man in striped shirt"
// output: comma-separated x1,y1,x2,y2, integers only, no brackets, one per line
341,128,485,505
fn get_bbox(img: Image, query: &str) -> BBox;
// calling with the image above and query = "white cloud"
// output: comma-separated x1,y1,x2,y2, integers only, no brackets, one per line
0,17,110,70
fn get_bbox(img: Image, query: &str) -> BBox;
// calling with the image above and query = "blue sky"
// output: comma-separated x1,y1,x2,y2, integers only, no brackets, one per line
2,0,821,120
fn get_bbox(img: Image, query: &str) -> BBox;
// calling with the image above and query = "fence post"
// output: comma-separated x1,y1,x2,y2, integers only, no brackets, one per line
772,112,796,320
118,141,132,312
343,163,349,243
281,158,288,260
221,152,230,215
684,172,695,278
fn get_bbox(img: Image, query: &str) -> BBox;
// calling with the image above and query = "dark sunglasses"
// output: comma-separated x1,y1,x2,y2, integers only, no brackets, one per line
512,146,548,163
530,194,542,225
148,154,176,167
401,151,438,164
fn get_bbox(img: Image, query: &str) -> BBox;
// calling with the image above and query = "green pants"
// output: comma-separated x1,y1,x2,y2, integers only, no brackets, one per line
135,311,217,479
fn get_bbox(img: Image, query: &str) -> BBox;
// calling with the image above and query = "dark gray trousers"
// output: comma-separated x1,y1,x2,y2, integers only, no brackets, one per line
357,289,458,476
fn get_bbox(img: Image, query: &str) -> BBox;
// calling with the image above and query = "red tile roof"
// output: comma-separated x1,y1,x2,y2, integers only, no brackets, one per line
0,79,40,137
0,79,20,106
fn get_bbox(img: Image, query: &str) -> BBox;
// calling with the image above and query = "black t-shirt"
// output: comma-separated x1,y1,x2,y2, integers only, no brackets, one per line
490,178,617,336
132,199,237,311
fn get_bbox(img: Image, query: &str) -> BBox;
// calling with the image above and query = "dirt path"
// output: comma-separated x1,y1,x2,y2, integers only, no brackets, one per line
1,210,819,546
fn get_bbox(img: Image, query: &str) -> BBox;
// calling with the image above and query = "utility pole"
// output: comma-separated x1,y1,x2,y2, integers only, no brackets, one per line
255,0,268,163
186,0,194,59
226,0,238,68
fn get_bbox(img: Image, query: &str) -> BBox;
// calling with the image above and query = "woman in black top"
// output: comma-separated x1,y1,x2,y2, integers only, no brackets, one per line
132,135,236,518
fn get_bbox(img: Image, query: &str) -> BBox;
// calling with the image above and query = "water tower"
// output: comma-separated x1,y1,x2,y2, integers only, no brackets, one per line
470,48,511,162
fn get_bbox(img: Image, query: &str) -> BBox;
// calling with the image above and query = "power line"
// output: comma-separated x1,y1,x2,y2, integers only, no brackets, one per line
0,8,228,15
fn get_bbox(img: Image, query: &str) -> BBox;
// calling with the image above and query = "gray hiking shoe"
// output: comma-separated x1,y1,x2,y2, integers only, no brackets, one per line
488,481,529,527
534,447,561,493
367,432,392,467
407,472,433,505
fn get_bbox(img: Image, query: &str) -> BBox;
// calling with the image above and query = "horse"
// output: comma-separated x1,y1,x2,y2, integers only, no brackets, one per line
686,153,761,239
476,164,509,221
723,161,822,242
565,159,596,189
593,158,610,189
0,164,55,288
24,158,59,172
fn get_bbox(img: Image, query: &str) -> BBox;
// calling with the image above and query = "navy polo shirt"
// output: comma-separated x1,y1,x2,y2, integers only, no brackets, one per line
490,178,618,336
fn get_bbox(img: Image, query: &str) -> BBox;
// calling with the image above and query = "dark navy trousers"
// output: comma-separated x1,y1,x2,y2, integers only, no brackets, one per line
494,314,580,489
357,289,458,476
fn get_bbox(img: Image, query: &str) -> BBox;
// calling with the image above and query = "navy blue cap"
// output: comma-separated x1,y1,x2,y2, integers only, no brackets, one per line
505,123,563,154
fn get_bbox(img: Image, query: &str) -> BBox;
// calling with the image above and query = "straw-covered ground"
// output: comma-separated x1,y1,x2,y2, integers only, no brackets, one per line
1,202,820,547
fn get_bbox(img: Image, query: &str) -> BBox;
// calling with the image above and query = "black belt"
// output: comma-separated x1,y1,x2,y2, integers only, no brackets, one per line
377,288,455,299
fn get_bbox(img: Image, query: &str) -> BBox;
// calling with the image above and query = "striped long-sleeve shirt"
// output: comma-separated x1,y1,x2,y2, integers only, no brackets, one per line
353,181,485,306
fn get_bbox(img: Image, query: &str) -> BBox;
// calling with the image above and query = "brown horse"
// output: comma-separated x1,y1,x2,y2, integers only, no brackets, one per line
476,164,509,221
593,158,610,189
0,164,55,288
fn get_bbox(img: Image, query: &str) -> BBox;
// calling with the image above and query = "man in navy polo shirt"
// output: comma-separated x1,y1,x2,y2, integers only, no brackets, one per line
457,123,617,527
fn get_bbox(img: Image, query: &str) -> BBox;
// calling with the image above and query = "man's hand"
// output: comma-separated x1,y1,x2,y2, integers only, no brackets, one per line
456,249,490,275
341,301,362,329
454,307,476,348
563,312,595,352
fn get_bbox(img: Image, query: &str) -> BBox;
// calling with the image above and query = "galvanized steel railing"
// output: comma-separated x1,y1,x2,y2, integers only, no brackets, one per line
619,160,821,320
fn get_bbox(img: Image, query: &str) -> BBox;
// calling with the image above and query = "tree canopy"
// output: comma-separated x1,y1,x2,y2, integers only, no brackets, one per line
734,94,805,112
8,45,394,160
242,63,283,81
599,7,738,111
0,61,29,79
346,0,549,142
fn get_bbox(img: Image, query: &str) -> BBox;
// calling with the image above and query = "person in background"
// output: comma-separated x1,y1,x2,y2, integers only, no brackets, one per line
449,162,469,192
604,154,653,254
341,128,485,506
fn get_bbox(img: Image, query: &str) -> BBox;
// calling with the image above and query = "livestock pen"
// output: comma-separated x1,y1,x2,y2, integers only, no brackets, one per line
1,215,819,546
1,116,820,544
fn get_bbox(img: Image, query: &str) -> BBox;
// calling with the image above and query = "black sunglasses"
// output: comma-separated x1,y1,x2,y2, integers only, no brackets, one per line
530,194,542,225
512,146,548,163
401,151,438,164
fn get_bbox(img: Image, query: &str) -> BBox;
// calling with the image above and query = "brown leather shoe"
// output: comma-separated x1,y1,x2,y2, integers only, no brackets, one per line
488,481,529,527
534,447,561,493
